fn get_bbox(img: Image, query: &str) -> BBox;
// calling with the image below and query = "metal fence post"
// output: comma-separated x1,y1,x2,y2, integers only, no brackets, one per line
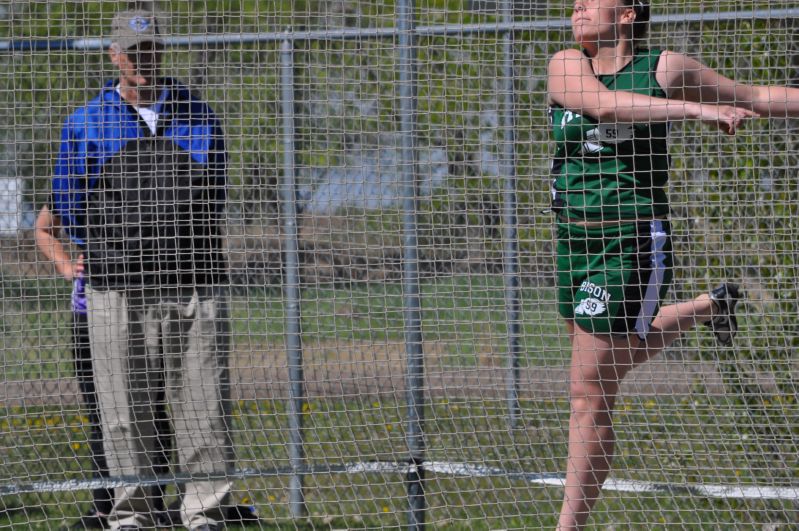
397,0,426,528
280,36,308,520
498,2,522,428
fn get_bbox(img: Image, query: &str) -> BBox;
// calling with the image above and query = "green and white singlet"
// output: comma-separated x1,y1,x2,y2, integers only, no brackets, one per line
550,48,675,338
548,48,670,222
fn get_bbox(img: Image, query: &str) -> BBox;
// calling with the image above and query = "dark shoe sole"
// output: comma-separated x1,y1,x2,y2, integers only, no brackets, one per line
708,283,741,346
69,511,108,530
159,504,260,527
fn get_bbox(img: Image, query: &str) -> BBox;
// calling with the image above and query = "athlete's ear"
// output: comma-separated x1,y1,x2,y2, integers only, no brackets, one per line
620,5,637,25
618,4,637,37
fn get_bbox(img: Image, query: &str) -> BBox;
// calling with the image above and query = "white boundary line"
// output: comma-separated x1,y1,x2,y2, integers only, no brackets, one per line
422,462,799,501
12,461,799,501
5,461,796,501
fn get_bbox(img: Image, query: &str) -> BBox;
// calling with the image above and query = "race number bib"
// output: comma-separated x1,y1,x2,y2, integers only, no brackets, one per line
587,123,634,145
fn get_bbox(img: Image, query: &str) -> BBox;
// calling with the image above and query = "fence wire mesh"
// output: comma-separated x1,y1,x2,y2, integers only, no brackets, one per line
1,1,799,529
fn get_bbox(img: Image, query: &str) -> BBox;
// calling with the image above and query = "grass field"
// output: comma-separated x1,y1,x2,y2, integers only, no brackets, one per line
1,275,798,528
1,396,798,529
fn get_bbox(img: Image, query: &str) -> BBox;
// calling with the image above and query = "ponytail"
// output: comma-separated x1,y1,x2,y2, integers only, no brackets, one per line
629,0,651,41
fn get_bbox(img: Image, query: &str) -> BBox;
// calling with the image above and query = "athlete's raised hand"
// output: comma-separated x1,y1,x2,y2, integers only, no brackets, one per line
699,104,760,135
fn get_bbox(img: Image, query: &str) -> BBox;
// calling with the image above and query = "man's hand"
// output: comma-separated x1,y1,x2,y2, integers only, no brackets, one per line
56,254,84,282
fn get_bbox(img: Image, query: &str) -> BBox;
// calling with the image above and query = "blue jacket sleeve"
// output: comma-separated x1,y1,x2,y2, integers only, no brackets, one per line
51,115,87,246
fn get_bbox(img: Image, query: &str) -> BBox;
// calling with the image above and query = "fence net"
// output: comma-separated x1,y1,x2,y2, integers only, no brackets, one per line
1,0,799,529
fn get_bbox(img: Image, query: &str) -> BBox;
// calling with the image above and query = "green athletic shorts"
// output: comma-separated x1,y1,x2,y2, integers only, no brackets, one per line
557,219,673,339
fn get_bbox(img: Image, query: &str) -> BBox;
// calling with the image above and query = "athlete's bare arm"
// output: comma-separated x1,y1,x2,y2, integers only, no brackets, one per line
657,50,799,118
548,47,759,135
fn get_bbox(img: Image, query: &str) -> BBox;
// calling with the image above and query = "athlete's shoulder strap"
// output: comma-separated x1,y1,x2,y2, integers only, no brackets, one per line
640,48,664,70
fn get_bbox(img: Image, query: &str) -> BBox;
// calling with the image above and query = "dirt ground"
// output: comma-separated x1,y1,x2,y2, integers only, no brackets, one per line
1,338,729,408
0,230,734,407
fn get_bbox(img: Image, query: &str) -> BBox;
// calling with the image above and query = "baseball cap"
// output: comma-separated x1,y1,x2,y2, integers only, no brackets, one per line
109,10,163,50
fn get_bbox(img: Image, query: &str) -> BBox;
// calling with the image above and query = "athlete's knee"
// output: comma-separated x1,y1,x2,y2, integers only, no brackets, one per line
570,361,624,397
568,380,614,415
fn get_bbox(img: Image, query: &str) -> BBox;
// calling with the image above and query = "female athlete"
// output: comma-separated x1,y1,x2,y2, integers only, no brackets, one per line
548,1,799,528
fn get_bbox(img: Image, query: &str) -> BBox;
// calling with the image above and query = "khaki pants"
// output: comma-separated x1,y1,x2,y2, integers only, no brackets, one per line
86,286,233,530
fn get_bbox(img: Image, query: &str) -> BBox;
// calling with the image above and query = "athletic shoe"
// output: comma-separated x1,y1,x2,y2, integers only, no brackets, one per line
160,501,260,527
706,283,741,346
225,503,259,524
69,509,107,529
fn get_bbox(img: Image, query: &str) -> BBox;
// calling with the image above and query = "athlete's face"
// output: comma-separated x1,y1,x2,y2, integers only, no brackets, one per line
571,0,635,47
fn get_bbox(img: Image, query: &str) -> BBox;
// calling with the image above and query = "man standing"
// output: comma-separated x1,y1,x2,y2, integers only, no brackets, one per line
49,10,232,530
36,204,173,530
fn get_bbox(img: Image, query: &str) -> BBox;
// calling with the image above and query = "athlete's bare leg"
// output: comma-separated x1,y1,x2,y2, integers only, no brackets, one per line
631,293,715,366
557,293,716,531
